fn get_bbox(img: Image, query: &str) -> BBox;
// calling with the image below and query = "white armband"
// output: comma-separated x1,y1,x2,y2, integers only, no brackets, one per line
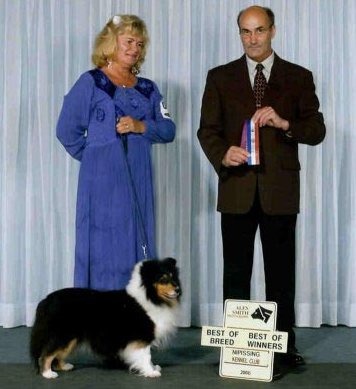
160,100,171,119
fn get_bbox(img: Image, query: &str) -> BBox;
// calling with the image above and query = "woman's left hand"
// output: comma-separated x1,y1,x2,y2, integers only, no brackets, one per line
116,116,146,134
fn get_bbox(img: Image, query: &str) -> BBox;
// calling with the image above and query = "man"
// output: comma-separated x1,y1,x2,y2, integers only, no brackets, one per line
197,5,325,373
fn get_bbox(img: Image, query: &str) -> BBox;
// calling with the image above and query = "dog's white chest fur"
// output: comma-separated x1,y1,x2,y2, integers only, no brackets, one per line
126,263,178,343
147,304,177,343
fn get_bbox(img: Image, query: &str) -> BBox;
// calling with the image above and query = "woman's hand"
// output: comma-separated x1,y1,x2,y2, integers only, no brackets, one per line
116,116,146,134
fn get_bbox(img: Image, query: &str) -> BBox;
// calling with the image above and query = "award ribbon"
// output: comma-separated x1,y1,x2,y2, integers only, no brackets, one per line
240,119,260,165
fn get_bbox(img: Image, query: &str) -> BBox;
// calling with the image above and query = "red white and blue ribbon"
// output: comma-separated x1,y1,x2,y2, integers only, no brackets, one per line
240,119,260,165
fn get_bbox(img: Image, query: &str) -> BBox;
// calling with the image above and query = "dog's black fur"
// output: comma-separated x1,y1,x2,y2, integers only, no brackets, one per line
30,258,181,379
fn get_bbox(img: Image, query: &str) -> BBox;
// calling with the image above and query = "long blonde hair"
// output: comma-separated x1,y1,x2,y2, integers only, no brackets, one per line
92,14,149,73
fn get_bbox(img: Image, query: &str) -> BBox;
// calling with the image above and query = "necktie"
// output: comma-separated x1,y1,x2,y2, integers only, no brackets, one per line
253,63,267,108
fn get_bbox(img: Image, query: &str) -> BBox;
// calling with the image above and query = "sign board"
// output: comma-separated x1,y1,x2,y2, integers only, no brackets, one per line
201,300,288,382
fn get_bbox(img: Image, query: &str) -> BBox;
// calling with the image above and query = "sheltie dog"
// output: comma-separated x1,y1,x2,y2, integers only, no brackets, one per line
30,258,181,379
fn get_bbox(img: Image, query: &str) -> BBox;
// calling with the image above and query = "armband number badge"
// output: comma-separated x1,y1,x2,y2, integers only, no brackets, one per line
160,100,171,119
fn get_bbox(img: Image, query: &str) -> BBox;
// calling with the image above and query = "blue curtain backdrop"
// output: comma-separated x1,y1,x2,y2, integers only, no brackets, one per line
1,0,356,328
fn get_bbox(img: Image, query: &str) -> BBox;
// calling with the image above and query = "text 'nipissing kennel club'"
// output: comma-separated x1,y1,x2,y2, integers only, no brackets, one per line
201,300,288,382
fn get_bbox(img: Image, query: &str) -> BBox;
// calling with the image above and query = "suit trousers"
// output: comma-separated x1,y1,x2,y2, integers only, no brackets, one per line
221,194,297,348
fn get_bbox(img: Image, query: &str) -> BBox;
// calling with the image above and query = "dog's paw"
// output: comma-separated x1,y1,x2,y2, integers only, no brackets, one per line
130,366,161,378
61,363,74,371
42,370,58,379
145,369,161,378
154,364,162,372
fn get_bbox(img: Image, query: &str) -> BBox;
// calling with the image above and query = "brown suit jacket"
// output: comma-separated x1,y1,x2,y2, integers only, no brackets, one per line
197,54,326,215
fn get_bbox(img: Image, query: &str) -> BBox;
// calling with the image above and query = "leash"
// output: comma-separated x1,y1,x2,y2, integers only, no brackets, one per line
115,107,150,260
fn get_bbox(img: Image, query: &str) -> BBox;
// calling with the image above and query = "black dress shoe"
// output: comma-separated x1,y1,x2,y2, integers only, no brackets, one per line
280,347,306,367
272,364,283,381
273,355,284,380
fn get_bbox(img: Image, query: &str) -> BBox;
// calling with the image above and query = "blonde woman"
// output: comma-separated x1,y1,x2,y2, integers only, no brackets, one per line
57,15,175,290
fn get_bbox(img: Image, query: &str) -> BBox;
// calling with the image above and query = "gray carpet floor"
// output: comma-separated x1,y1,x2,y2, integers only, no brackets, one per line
1,326,356,388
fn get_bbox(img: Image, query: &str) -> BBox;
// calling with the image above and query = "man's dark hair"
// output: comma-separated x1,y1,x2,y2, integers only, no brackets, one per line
237,6,275,29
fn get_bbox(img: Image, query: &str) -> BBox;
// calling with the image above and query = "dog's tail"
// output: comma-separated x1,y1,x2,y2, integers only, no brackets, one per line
29,298,50,372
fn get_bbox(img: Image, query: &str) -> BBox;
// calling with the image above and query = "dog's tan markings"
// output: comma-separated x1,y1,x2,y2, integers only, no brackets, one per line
129,340,149,350
40,339,77,378
40,354,58,379
154,280,178,306
54,339,77,371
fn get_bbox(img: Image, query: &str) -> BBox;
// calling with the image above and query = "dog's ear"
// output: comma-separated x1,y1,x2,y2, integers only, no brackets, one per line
164,257,177,267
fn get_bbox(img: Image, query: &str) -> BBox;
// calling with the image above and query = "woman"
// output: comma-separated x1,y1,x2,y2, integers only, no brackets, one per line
57,15,175,290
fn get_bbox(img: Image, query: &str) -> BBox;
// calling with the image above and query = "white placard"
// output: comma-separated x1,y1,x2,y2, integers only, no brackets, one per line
201,300,288,382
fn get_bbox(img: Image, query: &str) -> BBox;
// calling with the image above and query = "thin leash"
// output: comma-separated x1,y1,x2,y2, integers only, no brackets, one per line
116,108,150,260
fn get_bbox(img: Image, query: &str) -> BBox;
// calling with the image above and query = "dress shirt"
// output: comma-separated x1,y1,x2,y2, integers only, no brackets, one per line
246,51,275,87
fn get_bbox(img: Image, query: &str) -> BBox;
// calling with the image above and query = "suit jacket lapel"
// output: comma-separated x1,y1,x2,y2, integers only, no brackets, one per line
264,54,285,107
223,54,287,112
225,56,255,111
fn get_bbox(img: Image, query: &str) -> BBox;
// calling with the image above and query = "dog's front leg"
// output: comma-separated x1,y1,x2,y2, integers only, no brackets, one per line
120,343,161,378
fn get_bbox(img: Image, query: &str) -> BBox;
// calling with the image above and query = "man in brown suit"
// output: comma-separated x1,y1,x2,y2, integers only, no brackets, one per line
197,5,325,373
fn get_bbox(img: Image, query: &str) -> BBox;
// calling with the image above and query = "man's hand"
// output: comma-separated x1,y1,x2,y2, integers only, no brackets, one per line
252,106,289,131
222,146,250,167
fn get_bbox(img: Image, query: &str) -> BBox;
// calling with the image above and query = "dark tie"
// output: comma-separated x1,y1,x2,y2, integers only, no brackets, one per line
253,63,267,108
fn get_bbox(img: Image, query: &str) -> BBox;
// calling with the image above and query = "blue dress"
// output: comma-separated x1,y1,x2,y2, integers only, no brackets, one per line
56,69,175,290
